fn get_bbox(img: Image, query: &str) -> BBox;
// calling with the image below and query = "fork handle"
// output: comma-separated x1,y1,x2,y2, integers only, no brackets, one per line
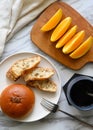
58,109,93,128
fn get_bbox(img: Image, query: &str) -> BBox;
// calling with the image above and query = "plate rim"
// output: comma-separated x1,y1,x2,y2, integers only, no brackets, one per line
0,51,62,122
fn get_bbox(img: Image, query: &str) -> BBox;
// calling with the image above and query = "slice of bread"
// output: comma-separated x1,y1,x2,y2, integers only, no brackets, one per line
27,79,57,92
6,56,41,81
23,67,55,82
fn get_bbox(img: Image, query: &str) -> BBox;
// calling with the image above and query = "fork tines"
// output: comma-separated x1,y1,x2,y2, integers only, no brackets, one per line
40,98,93,128
40,98,58,113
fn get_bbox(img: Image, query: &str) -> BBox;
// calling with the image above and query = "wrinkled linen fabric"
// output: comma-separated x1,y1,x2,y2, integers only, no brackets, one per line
0,0,57,56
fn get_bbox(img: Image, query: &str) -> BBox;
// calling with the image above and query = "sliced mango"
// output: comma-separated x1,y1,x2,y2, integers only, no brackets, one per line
69,36,93,59
56,25,78,48
41,8,62,32
62,30,85,54
51,17,72,42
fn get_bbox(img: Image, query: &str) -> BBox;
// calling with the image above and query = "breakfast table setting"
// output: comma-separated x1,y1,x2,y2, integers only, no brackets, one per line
0,0,93,130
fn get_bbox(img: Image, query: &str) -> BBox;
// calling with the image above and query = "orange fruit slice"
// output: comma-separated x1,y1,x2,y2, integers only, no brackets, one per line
41,8,62,32
62,30,85,54
51,17,72,42
56,25,78,48
69,36,93,59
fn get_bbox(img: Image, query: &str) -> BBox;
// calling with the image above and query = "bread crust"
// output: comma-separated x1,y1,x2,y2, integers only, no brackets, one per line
6,56,41,81
6,56,57,93
0,84,35,118
27,79,57,92
23,67,55,81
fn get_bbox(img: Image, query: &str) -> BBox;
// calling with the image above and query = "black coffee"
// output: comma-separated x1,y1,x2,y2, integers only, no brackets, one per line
70,80,93,107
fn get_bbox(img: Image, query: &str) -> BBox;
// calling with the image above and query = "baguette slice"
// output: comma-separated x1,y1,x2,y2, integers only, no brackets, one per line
6,56,41,81
23,67,55,82
27,79,57,92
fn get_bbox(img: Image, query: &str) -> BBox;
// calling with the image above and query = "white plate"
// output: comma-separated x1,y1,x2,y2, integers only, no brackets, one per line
0,52,61,122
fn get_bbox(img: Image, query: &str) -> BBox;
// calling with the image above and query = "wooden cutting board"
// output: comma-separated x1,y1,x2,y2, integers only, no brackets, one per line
31,1,93,70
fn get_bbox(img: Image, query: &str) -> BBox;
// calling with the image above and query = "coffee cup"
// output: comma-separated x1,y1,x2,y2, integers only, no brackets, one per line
63,74,93,111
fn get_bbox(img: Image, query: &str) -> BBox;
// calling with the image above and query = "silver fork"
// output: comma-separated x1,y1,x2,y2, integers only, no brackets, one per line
41,98,93,128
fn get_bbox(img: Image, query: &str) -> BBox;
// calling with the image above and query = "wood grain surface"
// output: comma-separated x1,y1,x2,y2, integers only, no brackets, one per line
31,1,93,70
